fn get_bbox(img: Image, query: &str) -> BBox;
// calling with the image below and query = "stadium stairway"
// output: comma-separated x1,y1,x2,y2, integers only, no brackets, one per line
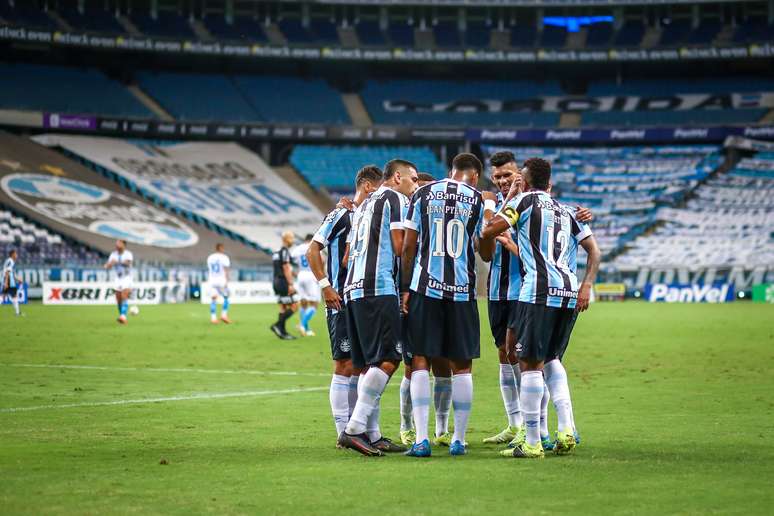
126,85,174,121
341,93,372,128
116,15,143,37
415,27,435,50
274,164,334,213
190,19,214,42
761,109,774,124
338,26,359,48
641,26,661,48
264,23,288,45
559,112,581,128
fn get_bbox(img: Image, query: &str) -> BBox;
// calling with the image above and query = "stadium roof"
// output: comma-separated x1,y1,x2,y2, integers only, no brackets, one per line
277,0,756,6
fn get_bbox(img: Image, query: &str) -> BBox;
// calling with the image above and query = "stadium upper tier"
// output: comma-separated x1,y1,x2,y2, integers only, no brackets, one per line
290,145,447,191
483,145,722,257
0,3,771,50
613,149,774,270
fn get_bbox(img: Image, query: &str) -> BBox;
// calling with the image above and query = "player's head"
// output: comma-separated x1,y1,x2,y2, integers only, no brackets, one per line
116,239,127,252
489,151,521,195
8,249,17,260
354,164,383,195
215,243,224,253
522,157,551,191
450,153,483,188
384,159,418,197
304,233,313,242
417,172,435,187
281,231,295,247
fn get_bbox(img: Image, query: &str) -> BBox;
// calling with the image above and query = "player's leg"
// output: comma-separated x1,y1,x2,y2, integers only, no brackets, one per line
10,287,21,316
431,358,452,445
114,290,123,321
540,378,553,449
483,300,521,444
220,286,231,323
399,363,415,445
210,292,219,323
328,308,352,439
297,299,309,336
544,308,580,454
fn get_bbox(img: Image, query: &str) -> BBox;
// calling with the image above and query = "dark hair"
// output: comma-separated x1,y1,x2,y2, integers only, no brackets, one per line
215,242,224,250
305,233,314,241
489,150,516,168
8,249,16,257
417,172,435,182
522,157,551,190
118,239,127,245
452,153,483,176
383,159,417,180
355,165,383,187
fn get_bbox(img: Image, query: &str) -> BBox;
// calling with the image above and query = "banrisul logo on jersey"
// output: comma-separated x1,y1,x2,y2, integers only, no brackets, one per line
1,174,199,248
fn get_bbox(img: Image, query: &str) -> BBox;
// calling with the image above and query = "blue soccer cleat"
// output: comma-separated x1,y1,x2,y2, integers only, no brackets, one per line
405,439,431,458
541,434,555,451
449,440,467,456
574,430,581,446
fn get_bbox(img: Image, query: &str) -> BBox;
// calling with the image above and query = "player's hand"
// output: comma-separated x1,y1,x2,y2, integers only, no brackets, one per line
288,285,297,296
482,190,497,202
400,292,410,314
576,282,592,312
576,206,593,223
504,174,523,202
336,197,355,210
495,232,518,254
322,286,341,311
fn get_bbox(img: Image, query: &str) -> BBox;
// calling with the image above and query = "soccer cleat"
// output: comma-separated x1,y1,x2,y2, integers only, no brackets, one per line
541,435,555,451
433,432,452,447
483,425,519,444
371,437,407,453
281,333,297,340
220,316,232,324
400,429,416,446
270,324,284,339
305,330,316,337
211,319,219,324
117,315,127,325
505,425,527,449
297,324,307,337
574,430,581,446
404,439,431,457
553,428,577,455
337,432,384,457
449,440,467,456
500,441,545,459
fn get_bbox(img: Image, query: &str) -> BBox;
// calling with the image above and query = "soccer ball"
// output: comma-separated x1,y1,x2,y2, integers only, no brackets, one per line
129,305,140,316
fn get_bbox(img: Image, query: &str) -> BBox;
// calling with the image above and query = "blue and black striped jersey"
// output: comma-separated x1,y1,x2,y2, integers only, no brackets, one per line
498,190,592,309
344,185,408,301
3,257,17,288
312,207,352,296
488,192,522,301
405,179,484,302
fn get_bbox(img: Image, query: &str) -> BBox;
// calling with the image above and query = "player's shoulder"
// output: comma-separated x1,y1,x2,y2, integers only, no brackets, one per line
324,206,349,224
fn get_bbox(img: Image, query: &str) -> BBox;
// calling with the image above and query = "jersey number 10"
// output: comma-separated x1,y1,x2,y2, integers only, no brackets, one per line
431,218,466,259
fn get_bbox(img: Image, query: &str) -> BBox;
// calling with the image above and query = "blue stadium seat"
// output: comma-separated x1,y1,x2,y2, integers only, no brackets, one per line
290,145,447,190
614,20,645,47
205,16,268,42
586,21,614,47
131,11,196,39
588,78,774,96
582,109,767,127
0,62,152,118
278,18,315,44
60,7,124,34
388,23,415,47
465,21,491,48
309,18,340,45
509,24,537,48
433,21,461,48
732,20,774,43
540,25,567,48
659,19,691,46
685,20,721,45
355,20,387,46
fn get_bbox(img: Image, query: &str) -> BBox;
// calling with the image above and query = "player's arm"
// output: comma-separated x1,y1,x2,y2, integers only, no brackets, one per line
496,230,519,257
400,228,418,313
2,267,8,290
576,235,601,313
307,240,341,311
104,256,115,270
576,206,593,223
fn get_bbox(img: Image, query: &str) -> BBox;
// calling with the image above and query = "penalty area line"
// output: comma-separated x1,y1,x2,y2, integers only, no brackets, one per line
0,363,330,377
0,386,328,413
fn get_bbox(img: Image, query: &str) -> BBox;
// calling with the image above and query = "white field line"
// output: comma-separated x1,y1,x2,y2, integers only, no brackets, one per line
0,386,328,413
0,363,330,377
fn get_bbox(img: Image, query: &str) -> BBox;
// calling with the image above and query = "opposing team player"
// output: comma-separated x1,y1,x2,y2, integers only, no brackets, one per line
104,239,133,325
402,153,489,457
270,231,298,340
337,159,417,457
307,165,383,443
291,234,320,336
2,249,22,316
481,157,601,459
206,243,232,324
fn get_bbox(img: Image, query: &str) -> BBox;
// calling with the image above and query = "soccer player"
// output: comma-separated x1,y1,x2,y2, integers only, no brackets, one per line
206,243,232,324
104,239,133,325
270,231,298,340
291,234,320,336
402,153,488,457
337,159,417,457
307,165,384,443
2,249,22,316
481,157,601,459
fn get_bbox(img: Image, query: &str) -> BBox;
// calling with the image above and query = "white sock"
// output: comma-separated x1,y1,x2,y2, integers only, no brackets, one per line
348,375,359,418
544,360,574,432
433,376,452,437
12,296,20,315
540,380,550,437
366,402,381,443
399,376,413,432
499,363,523,428
512,363,521,390
521,370,544,446
345,368,389,435
410,369,431,443
451,373,473,445
329,374,350,435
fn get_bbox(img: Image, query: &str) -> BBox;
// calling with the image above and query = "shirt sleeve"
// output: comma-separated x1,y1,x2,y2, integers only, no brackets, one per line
313,209,345,248
281,248,290,264
124,251,133,262
387,192,404,230
496,193,529,228
404,191,422,232
224,256,231,268
570,215,593,243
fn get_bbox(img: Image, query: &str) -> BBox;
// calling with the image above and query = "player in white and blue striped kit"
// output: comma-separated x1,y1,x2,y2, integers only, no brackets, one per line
2,249,22,316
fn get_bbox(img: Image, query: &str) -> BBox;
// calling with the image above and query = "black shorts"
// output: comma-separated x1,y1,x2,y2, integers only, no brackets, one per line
514,302,578,363
327,308,351,361
406,293,480,361
2,286,18,297
345,295,402,369
488,299,519,348
400,313,412,366
273,278,298,305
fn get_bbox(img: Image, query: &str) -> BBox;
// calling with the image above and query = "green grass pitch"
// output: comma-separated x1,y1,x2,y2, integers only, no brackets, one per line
1,301,772,515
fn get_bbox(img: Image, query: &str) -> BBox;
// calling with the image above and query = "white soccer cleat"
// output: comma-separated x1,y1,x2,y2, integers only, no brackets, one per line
297,324,307,337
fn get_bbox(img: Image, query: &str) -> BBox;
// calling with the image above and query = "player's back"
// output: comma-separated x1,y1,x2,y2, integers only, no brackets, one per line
207,252,230,283
488,192,521,301
272,247,290,280
3,257,16,287
291,243,313,276
507,191,590,308
109,250,132,278
312,207,351,296
405,178,483,301
344,185,406,301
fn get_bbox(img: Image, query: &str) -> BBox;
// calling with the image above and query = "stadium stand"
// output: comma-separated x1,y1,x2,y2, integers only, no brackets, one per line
277,17,316,44
433,20,461,48
0,205,102,266
586,21,615,47
0,63,153,118
289,145,447,191
387,22,415,47
613,20,646,47
59,6,124,34
203,15,269,43
130,11,196,39
465,20,492,48
509,23,537,48
613,149,774,269
732,19,774,44
355,19,388,46
539,25,567,48
658,19,692,47
0,1,57,29
483,145,722,256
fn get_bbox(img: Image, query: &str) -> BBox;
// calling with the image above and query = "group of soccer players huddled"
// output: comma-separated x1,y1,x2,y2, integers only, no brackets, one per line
303,151,600,459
